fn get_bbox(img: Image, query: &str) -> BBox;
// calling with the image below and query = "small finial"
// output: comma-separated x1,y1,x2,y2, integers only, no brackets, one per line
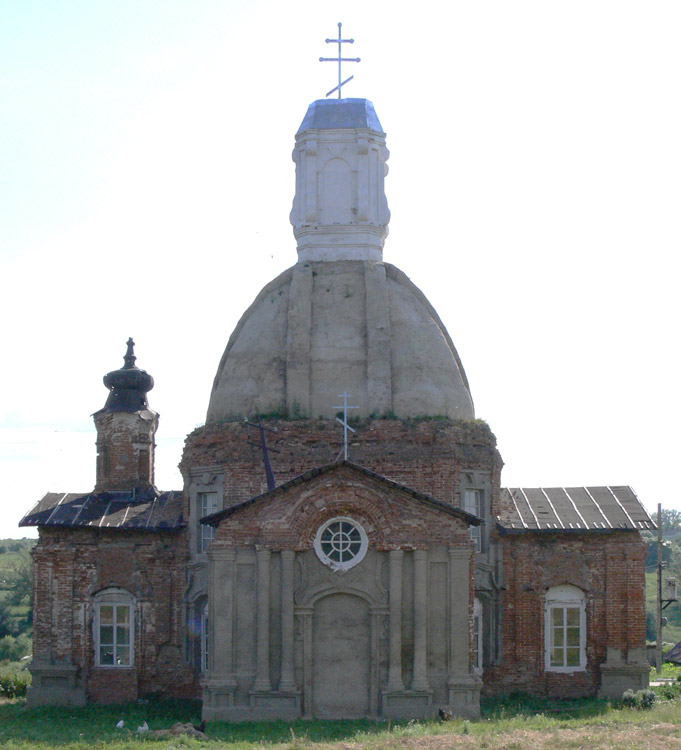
319,22,360,99
124,338,136,369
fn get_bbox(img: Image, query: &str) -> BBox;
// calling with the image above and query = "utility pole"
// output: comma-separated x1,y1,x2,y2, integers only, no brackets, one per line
657,502,663,674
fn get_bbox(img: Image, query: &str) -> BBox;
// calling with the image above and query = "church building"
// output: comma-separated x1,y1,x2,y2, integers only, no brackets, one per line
20,96,654,720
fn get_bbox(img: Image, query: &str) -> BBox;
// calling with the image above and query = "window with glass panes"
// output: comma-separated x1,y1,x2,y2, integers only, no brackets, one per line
95,599,133,667
198,492,218,553
549,605,581,667
545,585,585,672
463,489,482,551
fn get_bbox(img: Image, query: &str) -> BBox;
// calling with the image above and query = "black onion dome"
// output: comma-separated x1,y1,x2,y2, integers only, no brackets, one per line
101,338,154,412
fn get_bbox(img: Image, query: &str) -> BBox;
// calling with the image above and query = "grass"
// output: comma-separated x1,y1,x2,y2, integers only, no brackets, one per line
2,693,681,749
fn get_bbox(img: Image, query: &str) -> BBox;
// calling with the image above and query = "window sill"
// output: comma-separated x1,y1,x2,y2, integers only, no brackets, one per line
545,666,587,674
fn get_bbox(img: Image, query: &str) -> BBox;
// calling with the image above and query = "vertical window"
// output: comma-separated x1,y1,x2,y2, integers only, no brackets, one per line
198,492,218,553
463,489,482,552
201,604,209,672
545,585,586,672
473,598,483,674
94,589,134,667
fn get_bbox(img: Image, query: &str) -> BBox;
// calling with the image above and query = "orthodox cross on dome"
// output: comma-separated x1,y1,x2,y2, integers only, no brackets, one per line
333,390,358,461
320,22,361,99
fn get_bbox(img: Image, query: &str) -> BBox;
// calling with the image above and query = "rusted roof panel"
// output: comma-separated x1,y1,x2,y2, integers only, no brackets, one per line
19,489,184,531
499,486,654,532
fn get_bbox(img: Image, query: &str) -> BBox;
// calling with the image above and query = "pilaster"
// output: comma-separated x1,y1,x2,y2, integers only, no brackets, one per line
253,546,272,692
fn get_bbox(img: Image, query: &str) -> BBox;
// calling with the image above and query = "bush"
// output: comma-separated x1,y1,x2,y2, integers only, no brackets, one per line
622,688,656,709
655,681,681,700
0,672,28,698
0,634,31,662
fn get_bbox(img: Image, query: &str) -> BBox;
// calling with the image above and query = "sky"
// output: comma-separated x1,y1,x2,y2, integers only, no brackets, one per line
1,1,679,538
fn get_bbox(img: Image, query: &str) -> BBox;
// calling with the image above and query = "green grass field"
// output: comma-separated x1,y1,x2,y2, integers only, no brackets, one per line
1,691,681,750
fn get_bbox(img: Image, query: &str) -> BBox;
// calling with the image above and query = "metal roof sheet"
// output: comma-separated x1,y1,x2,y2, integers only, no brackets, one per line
19,489,184,531
499,486,654,532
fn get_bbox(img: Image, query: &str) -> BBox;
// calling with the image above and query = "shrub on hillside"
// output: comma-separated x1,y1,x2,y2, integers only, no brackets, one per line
0,634,31,662
0,672,28,698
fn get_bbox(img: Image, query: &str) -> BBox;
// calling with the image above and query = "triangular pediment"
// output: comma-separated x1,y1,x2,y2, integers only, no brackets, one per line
203,460,478,528
203,460,478,552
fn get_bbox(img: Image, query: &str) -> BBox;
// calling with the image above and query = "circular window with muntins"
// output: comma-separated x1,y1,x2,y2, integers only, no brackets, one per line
314,516,368,571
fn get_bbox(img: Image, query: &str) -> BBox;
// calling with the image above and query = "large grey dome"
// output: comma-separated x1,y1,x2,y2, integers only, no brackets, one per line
207,99,474,423
206,260,474,422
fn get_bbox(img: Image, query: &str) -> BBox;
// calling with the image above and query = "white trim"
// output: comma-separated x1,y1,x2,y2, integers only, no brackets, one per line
544,584,586,673
313,516,368,571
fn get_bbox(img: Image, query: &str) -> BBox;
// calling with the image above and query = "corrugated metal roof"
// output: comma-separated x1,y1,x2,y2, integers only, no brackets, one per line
499,486,655,532
19,488,184,531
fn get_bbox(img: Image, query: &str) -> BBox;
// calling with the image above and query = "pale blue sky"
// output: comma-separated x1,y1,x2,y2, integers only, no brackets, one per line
1,1,679,536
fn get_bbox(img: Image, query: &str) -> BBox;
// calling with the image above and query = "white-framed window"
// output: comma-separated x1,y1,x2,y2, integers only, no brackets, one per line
473,598,483,674
201,603,209,673
545,584,586,672
198,491,219,553
463,489,483,552
314,516,368,571
93,588,134,667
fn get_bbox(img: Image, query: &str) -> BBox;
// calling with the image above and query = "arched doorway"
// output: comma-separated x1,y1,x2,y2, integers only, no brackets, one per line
312,593,370,718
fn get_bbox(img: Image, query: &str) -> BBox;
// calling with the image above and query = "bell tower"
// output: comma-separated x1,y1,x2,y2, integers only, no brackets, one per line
93,338,158,492
290,98,390,262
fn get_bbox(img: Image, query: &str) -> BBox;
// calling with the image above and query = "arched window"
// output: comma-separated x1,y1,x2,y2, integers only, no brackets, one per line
93,588,135,667
545,585,586,672
473,598,483,674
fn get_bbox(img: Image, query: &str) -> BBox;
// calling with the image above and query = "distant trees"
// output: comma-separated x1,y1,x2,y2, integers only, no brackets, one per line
0,598,13,638
6,552,32,610
661,509,681,534
0,540,34,659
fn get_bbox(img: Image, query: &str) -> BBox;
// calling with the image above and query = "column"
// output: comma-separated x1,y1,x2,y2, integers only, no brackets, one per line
300,609,313,718
253,547,271,691
387,549,404,691
448,548,473,679
369,609,382,715
208,548,237,678
412,549,430,690
279,550,296,691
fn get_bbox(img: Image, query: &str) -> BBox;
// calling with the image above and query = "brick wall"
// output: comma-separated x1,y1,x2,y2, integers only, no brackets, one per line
483,530,647,697
93,410,158,491
181,417,502,515
32,526,199,703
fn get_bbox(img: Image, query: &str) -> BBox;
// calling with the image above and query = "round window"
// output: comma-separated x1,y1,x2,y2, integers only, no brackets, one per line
314,516,368,571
